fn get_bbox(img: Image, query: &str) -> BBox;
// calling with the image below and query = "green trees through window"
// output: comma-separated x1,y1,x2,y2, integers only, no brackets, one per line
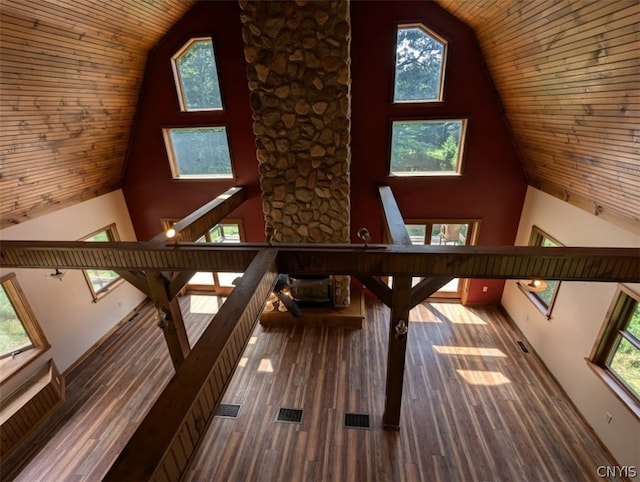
595,290,640,400
165,127,233,178
0,285,31,357
173,38,222,111
390,120,464,174
82,225,122,300
519,226,562,317
394,26,445,102
0,273,49,378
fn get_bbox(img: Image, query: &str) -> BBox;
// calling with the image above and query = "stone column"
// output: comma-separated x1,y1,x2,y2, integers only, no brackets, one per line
240,0,351,307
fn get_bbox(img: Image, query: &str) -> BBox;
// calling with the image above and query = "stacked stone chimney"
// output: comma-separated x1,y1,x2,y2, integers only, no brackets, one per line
240,0,351,307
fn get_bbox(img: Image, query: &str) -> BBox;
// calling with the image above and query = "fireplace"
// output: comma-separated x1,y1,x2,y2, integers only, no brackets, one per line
289,275,331,306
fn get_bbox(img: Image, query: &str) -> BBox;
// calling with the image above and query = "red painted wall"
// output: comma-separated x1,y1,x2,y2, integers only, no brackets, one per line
350,1,527,303
123,1,527,304
122,1,264,243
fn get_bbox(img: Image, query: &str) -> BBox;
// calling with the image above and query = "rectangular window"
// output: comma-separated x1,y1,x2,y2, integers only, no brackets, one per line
82,224,122,301
518,226,562,318
0,284,33,357
591,287,640,413
0,273,50,383
163,127,233,179
390,119,466,176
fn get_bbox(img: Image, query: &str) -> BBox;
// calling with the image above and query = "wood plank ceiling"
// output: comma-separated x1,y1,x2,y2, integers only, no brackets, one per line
435,0,640,231
1,0,638,232
0,0,196,228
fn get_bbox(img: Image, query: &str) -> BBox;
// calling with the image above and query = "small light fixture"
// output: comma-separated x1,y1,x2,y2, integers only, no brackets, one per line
522,279,547,292
49,269,65,281
165,225,177,239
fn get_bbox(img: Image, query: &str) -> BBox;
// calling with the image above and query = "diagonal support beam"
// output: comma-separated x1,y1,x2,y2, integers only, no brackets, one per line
409,276,454,309
168,271,196,300
150,186,245,244
356,275,392,307
379,186,412,246
105,249,278,481
114,270,150,297
147,186,246,298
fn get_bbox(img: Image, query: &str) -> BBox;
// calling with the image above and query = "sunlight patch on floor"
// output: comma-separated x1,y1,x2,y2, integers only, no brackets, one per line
449,310,487,325
456,369,511,386
433,345,507,357
258,358,274,372
409,305,442,323
189,294,222,314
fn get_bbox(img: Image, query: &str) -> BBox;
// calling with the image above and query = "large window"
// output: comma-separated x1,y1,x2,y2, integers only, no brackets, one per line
591,287,640,413
163,127,233,179
82,224,122,301
518,226,562,317
0,273,50,382
172,38,223,111
390,119,466,176
394,25,446,103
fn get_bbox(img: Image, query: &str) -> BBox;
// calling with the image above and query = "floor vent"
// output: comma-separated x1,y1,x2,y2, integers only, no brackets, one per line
344,412,370,429
516,340,529,354
215,403,241,418
276,407,303,423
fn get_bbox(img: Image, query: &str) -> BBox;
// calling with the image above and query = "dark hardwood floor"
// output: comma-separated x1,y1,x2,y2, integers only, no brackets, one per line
3,294,621,481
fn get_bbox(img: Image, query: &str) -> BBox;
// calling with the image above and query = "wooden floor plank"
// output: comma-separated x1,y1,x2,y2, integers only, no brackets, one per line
4,295,624,482
185,299,623,482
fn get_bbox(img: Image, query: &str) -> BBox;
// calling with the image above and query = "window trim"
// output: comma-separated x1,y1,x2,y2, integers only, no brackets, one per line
171,37,224,112
162,126,235,180
81,224,124,302
589,284,640,418
393,23,448,104
388,118,468,177
517,225,562,318
0,273,50,385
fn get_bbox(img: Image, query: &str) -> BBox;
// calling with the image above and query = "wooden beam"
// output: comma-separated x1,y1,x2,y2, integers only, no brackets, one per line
104,249,278,481
409,276,455,309
2,242,638,282
114,270,149,297
168,271,196,300
146,271,190,368
382,275,412,429
149,186,245,244
277,245,640,282
356,275,392,307
379,186,412,246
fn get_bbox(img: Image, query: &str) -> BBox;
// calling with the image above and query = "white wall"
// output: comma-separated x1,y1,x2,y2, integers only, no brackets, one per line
0,190,147,397
502,186,640,471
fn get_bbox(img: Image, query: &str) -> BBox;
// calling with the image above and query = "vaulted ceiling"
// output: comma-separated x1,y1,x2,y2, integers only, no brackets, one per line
1,0,638,232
